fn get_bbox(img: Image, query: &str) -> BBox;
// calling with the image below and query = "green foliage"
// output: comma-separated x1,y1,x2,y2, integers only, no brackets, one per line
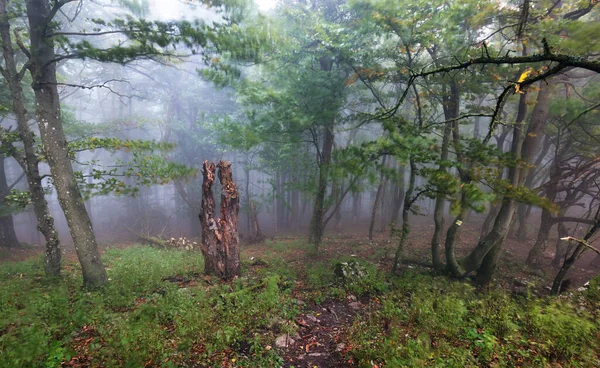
0,247,297,367
346,272,600,367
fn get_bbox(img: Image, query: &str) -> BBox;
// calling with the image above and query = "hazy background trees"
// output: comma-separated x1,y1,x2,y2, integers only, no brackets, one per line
0,0,598,289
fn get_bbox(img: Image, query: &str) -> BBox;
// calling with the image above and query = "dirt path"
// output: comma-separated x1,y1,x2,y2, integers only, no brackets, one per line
276,297,362,367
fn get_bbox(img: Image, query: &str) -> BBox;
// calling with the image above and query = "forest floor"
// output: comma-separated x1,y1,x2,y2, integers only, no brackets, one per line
1,222,600,367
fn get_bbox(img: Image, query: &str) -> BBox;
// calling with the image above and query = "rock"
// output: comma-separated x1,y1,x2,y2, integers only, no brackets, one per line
306,315,319,323
335,343,346,352
275,334,294,348
348,302,361,310
334,261,368,283
347,294,357,302
308,353,326,357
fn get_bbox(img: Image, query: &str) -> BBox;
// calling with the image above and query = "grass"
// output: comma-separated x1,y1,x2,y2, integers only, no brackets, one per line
1,241,599,367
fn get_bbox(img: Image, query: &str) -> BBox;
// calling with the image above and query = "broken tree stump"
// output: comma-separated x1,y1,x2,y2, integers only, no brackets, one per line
199,160,240,280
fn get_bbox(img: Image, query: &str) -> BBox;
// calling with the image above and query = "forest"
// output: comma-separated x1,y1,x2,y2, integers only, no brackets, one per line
0,0,599,366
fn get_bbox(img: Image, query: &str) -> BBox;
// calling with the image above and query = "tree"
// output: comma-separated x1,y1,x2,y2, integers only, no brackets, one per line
0,0,62,276
0,153,20,248
199,160,240,280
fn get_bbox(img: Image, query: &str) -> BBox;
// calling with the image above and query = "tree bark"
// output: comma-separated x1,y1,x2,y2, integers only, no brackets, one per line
551,208,600,294
515,135,552,238
199,161,240,280
431,81,458,269
352,191,361,225
526,150,561,266
0,155,20,248
26,0,107,288
393,157,416,272
552,221,570,267
308,118,335,248
473,82,552,285
200,161,219,275
0,0,61,276
369,156,387,241
389,164,405,235
462,92,529,282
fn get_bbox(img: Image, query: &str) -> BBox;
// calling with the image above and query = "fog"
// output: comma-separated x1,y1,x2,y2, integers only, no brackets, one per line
0,0,598,276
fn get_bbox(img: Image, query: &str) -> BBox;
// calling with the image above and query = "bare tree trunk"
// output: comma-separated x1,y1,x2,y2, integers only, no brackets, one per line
217,161,240,279
0,1,61,277
200,161,219,275
199,161,240,280
26,0,107,288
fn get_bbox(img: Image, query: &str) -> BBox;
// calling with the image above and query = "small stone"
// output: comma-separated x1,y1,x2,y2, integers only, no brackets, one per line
335,343,346,352
347,294,357,302
308,353,325,357
275,334,294,348
348,302,361,310
307,315,319,323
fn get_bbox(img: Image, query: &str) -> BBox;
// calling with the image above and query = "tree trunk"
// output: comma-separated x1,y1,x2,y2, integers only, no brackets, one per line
462,92,529,281
308,118,335,248
249,200,264,242
474,82,552,285
551,209,599,294
526,208,554,266
552,221,570,267
217,161,240,279
352,191,361,225
199,161,240,279
526,157,560,266
431,81,457,269
515,134,552,238
393,157,416,272
290,187,299,230
369,157,387,241
0,155,19,248
479,128,510,240
389,164,405,235
0,0,61,277
26,0,107,287
200,161,219,275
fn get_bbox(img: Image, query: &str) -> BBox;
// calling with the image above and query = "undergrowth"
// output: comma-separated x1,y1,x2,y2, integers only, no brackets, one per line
346,272,600,368
1,242,598,367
